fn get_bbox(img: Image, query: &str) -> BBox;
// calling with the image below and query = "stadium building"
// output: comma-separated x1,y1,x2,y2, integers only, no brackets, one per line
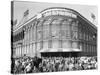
12,7,97,58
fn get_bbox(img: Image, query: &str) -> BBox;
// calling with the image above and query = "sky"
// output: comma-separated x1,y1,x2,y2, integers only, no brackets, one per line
13,1,98,26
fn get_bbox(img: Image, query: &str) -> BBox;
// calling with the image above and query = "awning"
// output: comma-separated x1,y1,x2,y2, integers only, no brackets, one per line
72,48,82,52
39,48,82,53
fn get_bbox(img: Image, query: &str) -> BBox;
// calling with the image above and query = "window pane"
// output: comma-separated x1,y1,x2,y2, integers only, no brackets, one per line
37,31,42,40
48,40,52,48
72,21,78,26
61,30,66,39
29,44,32,56
43,20,50,25
72,31,78,40
62,24,66,30
37,26,42,30
43,25,49,30
52,40,59,48
43,25,49,39
19,47,21,56
52,19,61,25
27,45,30,55
62,20,67,25
62,40,71,48
66,30,70,38
72,26,78,31
43,30,49,39
23,46,25,55
32,29,35,41
72,41,78,49
51,24,60,39
24,46,27,54
43,41,48,49
32,43,35,56
79,32,82,40
37,42,41,50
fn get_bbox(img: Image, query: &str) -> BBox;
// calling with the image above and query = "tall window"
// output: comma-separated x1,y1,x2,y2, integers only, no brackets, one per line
32,25,35,41
37,42,41,51
43,41,48,50
37,31,42,40
32,43,35,55
43,19,51,40
61,20,71,39
51,19,61,39
48,40,52,48
43,25,49,39
72,31,78,40
79,31,82,40
71,21,78,40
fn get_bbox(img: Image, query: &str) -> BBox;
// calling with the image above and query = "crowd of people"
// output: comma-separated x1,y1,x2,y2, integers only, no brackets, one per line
11,55,97,74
